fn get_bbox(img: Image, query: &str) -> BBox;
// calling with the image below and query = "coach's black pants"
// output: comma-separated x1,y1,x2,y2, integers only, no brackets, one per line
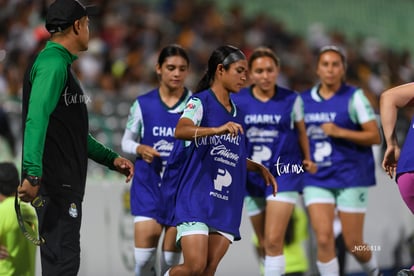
36,194,83,276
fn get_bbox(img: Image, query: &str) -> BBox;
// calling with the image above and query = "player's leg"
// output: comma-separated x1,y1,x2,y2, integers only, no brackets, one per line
264,192,297,276
397,172,414,214
337,187,380,275
396,173,414,275
203,231,232,275
303,186,339,276
134,217,163,276
168,222,209,276
160,226,181,275
244,195,266,273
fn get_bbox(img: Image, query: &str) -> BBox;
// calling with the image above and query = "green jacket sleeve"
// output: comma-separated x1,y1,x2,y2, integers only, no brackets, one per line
22,55,66,176
87,133,120,170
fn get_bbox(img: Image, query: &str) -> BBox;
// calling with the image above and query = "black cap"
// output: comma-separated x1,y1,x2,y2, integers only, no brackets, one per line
45,0,98,34
0,162,19,196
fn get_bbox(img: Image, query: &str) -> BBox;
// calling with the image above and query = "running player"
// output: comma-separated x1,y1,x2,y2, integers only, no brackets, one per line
380,82,414,276
121,44,192,275
231,46,316,275
301,45,382,275
162,45,277,276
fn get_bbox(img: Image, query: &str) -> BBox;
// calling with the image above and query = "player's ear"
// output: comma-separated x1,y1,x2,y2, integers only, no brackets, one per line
217,64,225,74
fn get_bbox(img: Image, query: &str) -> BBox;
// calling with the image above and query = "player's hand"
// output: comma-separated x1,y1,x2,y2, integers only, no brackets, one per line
0,245,9,259
137,145,161,163
321,122,340,137
303,159,318,174
259,164,277,196
215,121,244,136
17,179,40,203
247,159,277,196
113,157,134,183
382,145,400,179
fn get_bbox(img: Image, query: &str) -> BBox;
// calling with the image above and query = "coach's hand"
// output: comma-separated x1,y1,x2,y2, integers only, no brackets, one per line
113,157,134,183
17,179,40,202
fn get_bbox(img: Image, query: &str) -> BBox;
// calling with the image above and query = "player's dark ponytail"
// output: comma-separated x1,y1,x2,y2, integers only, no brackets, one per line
194,45,245,93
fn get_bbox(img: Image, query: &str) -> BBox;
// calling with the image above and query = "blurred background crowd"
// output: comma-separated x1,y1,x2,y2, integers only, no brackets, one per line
1,0,414,173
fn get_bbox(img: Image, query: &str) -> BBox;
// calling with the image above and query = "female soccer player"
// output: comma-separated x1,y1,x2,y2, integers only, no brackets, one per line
162,45,277,276
380,82,414,276
121,44,191,275
232,46,316,275
301,45,382,275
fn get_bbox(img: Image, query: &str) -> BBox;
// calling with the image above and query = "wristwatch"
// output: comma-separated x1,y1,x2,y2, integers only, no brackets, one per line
25,175,41,186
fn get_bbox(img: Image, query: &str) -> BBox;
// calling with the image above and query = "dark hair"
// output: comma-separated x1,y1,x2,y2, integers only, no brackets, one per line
157,44,190,67
0,162,19,196
317,45,347,69
195,45,246,93
248,47,280,69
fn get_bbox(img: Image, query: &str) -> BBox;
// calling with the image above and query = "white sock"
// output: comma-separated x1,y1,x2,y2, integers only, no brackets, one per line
264,255,285,276
317,258,339,276
360,254,380,276
160,251,181,275
134,247,156,276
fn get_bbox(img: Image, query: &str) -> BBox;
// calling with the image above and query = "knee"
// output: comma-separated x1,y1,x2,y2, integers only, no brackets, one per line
315,231,335,250
184,260,207,276
264,234,284,255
